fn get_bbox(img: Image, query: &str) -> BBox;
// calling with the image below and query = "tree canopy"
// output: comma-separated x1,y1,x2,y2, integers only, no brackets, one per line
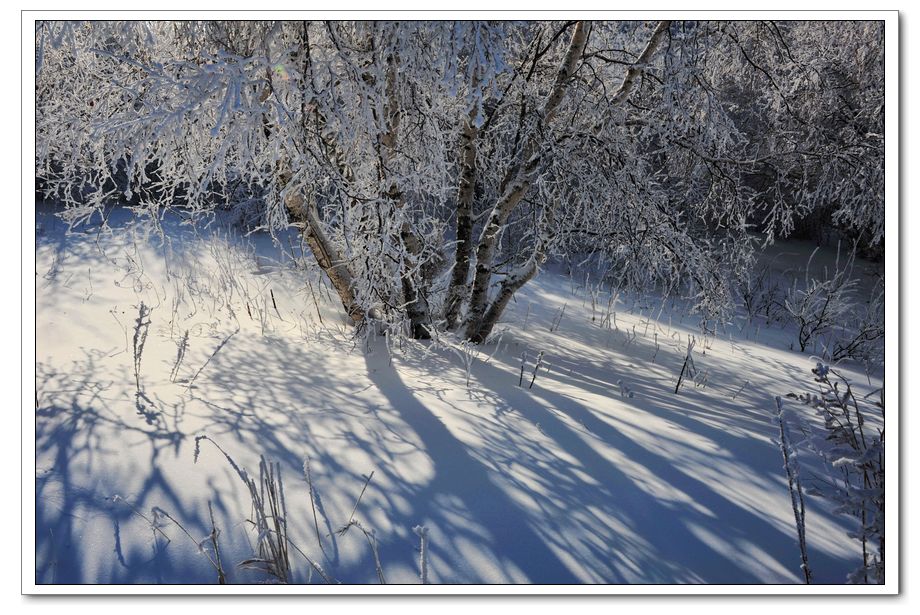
35,20,885,340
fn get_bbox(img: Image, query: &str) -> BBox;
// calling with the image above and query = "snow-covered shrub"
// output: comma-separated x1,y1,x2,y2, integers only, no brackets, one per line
740,265,785,325
832,276,885,364
782,362,885,584
784,247,858,353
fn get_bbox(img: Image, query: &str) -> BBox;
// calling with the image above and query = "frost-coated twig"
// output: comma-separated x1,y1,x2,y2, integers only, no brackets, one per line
368,528,387,584
282,529,335,584
519,351,527,387
150,505,225,579
483,330,505,364
132,302,152,391
622,324,638,348
774,396,813,584
208,501,227,584
550,304,566,333
302,458,329,561
329,518,384,583
452,340,475,389
674,336,696,395
186,328,238,390
169,329,189,382
270,287,282,319
413,525,430,584
694,368,709,389
193,435,247,482
617,379,635,399
529,351,545,389
338,470,375,535
83,266,94,302
305,278,325,326
109,308,130,355
112,495,171,544
731,379,749,400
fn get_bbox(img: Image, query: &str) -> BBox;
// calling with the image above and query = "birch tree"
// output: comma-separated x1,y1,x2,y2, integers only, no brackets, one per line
35,19,885,342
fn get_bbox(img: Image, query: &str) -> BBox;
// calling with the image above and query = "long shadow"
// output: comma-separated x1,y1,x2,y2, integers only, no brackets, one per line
189,327,856,583
361,351,581,584
396,343,857,583
35,208,865,584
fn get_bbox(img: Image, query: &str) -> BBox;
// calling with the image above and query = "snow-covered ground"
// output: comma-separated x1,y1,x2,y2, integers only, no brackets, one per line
34,204,881,585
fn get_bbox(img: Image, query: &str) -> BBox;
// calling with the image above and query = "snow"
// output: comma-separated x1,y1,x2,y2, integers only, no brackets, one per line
34,203,878,585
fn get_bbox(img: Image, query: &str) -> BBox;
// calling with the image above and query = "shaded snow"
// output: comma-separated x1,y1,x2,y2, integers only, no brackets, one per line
34,204,878,585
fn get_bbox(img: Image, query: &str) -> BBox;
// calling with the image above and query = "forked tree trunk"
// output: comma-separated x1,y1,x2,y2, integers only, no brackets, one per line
464,20,672,343
471,205,557,342
463,21,590,341
473,255,541,344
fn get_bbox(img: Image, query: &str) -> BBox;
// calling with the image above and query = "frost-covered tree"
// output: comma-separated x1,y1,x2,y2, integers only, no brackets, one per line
719,21,885,255
35,19,885,341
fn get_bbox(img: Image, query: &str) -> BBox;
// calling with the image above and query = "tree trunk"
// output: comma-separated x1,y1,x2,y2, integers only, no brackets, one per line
265,48,366,328
462,173,538,340
381,51,433,339
400,227,433,339
470,257,540,343
464,21,589,341
608,21,671,106
285,189,365,325
444,108,479,329
464,20,671,342
470,205,556,343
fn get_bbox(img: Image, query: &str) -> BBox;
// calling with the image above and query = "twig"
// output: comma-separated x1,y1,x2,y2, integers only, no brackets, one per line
186,328,238,390
303,458,329,561
337,470,375,535
208,501,227,584
529,351,545,389
413,525,430,584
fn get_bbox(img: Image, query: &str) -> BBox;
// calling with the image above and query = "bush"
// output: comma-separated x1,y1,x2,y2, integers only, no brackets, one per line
780,362,884,584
